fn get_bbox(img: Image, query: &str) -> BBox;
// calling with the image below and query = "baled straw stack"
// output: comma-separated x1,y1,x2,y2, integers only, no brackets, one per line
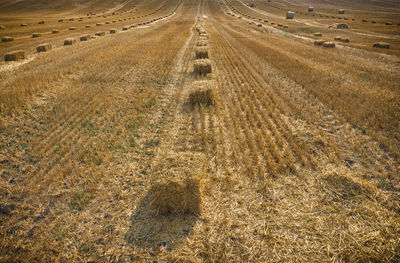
373,42,390,49
64,38,76,45
36,43,52,53
334,36,350,43
32,33,41,38
4,50,26,61
80,34,90,41
95,31,105,36
189,80,214,105
52,29,59,34
110,28,117,34
194,59,212,76
195,47,209,59
122,26,129,31
313,32,322,36
149,151,205,215
196,40,208,47
314,40,326,46
2,36,14,42
69,27,77,30
322,42,335,48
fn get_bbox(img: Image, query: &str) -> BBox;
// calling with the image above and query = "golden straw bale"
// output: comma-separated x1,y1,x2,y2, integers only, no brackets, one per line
36,43,52,53
69,27,77,30
122,26,129,31
110,28,117,34
334,36,349,43
194,59,212,76
196,40,208,47
80,34,90,41
64,38,76,45
58,19,63,22
195,47,209,59
52,29,59,34
38,21,45,24
313,32,322,36
95,31,105,36
85,25,91,28
32,33,41,38
322,41,335,48
20,23,28,27
150,177,201,215
96,23,102,26
0,25,5,29
189,80,214,105
4,50,26,61
2,36,14,42
373,42,390,49
314,40,326,46
149,151,205,215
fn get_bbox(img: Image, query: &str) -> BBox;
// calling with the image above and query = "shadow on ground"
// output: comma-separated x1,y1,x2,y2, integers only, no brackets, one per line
125,191,199,250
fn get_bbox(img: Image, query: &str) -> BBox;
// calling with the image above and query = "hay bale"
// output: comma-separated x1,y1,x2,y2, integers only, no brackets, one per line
32,33,41,38
36,43,52,53
330,23,349,29
122,26,129,31
58,19,63,22
195,47,209,59
308,6,314,12
52,29,59,34
69,27,77,30
373,42,390,49
314,40,326,46
96,23,102,26
338,9,344,14
69,18,74,21
0,25,5,29
105,21,110,24
110,28,117,34
38,21,45,24
322,41,335,48
196,40,208,47
189,81,214,105
286,11,294,19
194,59,212,76
2,36,14,42
334,36,349,43
314,32,322,37
150,177,201,215
64,38,76,46
20,23,28,27
80,34,90,41
4,50,26,61
85,25,91,28
149,151,205,215
371,21,376,24
362,19,367,22
385,22,392,26
95,31,105,36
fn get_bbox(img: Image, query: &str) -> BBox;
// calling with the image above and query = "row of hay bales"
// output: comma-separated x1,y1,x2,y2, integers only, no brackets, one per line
1,0,182,45
2,7,180,62
313,33,391,49
225,5,288,30
149,20,213,216
262,2,397,26
223,3,393,51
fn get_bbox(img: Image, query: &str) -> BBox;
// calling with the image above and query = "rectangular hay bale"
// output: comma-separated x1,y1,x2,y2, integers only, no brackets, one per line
4,50,26,61
36,43,52,53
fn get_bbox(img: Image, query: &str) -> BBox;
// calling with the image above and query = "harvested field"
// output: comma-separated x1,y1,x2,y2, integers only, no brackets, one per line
0,0,399,262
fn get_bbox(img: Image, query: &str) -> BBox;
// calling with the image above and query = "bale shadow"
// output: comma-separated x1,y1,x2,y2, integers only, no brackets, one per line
125,191,199,250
